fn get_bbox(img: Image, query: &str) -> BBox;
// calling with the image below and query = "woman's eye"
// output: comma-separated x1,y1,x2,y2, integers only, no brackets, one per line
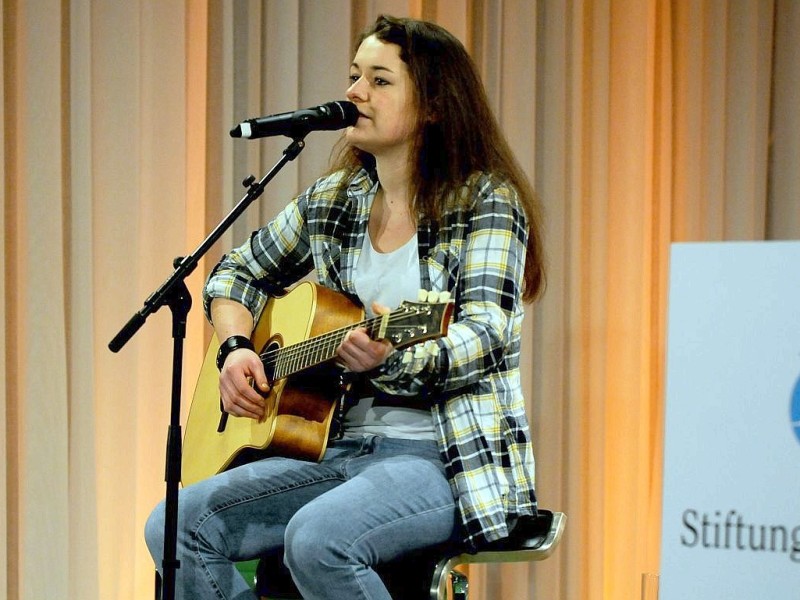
374,77,389,86
348,74,360,84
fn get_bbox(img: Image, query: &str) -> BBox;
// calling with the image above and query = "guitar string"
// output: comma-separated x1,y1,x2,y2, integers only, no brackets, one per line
258,308,435,363
264,318,375,379
261,310,427,365
269,322,377,373
258,308,443,376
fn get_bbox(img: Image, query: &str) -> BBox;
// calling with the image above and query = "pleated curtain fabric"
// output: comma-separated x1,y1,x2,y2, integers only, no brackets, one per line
1,1,797,599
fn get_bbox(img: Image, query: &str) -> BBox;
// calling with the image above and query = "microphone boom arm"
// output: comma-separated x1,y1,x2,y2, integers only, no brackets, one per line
109,138,306,351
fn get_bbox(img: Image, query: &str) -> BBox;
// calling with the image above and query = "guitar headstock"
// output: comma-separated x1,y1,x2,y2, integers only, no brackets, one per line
378,290,454,349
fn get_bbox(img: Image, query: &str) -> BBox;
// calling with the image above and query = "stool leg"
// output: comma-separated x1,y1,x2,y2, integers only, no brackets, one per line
451,569,468,600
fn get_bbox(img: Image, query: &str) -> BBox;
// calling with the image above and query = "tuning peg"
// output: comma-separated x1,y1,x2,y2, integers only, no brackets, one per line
427,290,440,303
438,291,451,302
402,350,413,364
426,342,440,357
417,289,428,302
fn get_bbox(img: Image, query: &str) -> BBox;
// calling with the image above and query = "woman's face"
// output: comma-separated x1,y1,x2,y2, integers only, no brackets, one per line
345,35,418,161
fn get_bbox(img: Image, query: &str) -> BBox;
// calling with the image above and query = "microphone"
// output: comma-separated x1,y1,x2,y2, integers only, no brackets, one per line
230,100,359,139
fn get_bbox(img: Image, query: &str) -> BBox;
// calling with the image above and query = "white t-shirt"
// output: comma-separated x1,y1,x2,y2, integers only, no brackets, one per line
346,229,436,440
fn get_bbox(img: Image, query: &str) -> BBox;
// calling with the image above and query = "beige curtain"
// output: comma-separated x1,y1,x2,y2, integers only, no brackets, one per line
3,0,798,599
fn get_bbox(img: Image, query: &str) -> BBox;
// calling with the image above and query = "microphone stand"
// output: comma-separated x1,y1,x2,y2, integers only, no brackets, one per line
109,137,307,600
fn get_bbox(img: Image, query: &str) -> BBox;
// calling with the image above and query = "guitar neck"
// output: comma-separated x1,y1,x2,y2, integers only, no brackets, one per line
260,296,453,382
265,317,378,380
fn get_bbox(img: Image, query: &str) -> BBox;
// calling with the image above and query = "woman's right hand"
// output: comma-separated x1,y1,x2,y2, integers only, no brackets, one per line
210,297,270,420
218,348,270,420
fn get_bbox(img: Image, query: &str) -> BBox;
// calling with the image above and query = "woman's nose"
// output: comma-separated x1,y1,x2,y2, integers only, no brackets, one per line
346,77,366,101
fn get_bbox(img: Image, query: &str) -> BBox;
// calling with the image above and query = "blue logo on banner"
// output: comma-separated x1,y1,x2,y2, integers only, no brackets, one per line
792,375,800,445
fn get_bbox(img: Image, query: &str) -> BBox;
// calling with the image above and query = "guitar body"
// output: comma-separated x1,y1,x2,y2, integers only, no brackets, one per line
182,282,363,487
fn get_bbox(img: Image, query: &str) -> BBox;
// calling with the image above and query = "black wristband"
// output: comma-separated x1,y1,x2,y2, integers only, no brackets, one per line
216,335,255,370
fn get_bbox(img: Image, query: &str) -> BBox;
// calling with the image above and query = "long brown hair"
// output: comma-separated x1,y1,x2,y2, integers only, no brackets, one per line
333,15,545,302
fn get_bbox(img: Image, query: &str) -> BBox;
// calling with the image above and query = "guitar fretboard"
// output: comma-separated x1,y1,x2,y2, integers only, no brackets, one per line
258,303,446,381
260,316,384,380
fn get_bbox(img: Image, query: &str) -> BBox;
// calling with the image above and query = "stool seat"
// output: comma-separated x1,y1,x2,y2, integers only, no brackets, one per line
429,510,566,599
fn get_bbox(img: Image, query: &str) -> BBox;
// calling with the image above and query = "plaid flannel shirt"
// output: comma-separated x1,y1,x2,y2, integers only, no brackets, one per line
203,167,537,548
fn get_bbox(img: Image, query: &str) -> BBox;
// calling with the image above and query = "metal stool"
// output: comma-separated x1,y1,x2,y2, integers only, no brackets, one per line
429,510,567,600
254,509,566,600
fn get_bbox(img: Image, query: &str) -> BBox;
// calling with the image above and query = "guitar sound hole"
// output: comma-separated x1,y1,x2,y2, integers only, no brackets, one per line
261,340,279,383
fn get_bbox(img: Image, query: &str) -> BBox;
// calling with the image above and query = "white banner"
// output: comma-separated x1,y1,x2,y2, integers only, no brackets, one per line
660,241,800,599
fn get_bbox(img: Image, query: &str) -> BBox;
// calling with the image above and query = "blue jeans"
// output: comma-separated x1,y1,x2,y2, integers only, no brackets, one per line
145,435,459,600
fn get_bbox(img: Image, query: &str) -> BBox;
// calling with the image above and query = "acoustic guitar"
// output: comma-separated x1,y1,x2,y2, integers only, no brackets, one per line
181,281,454,486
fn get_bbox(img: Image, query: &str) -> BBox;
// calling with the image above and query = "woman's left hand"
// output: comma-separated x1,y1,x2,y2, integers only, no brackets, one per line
336,303,394,372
